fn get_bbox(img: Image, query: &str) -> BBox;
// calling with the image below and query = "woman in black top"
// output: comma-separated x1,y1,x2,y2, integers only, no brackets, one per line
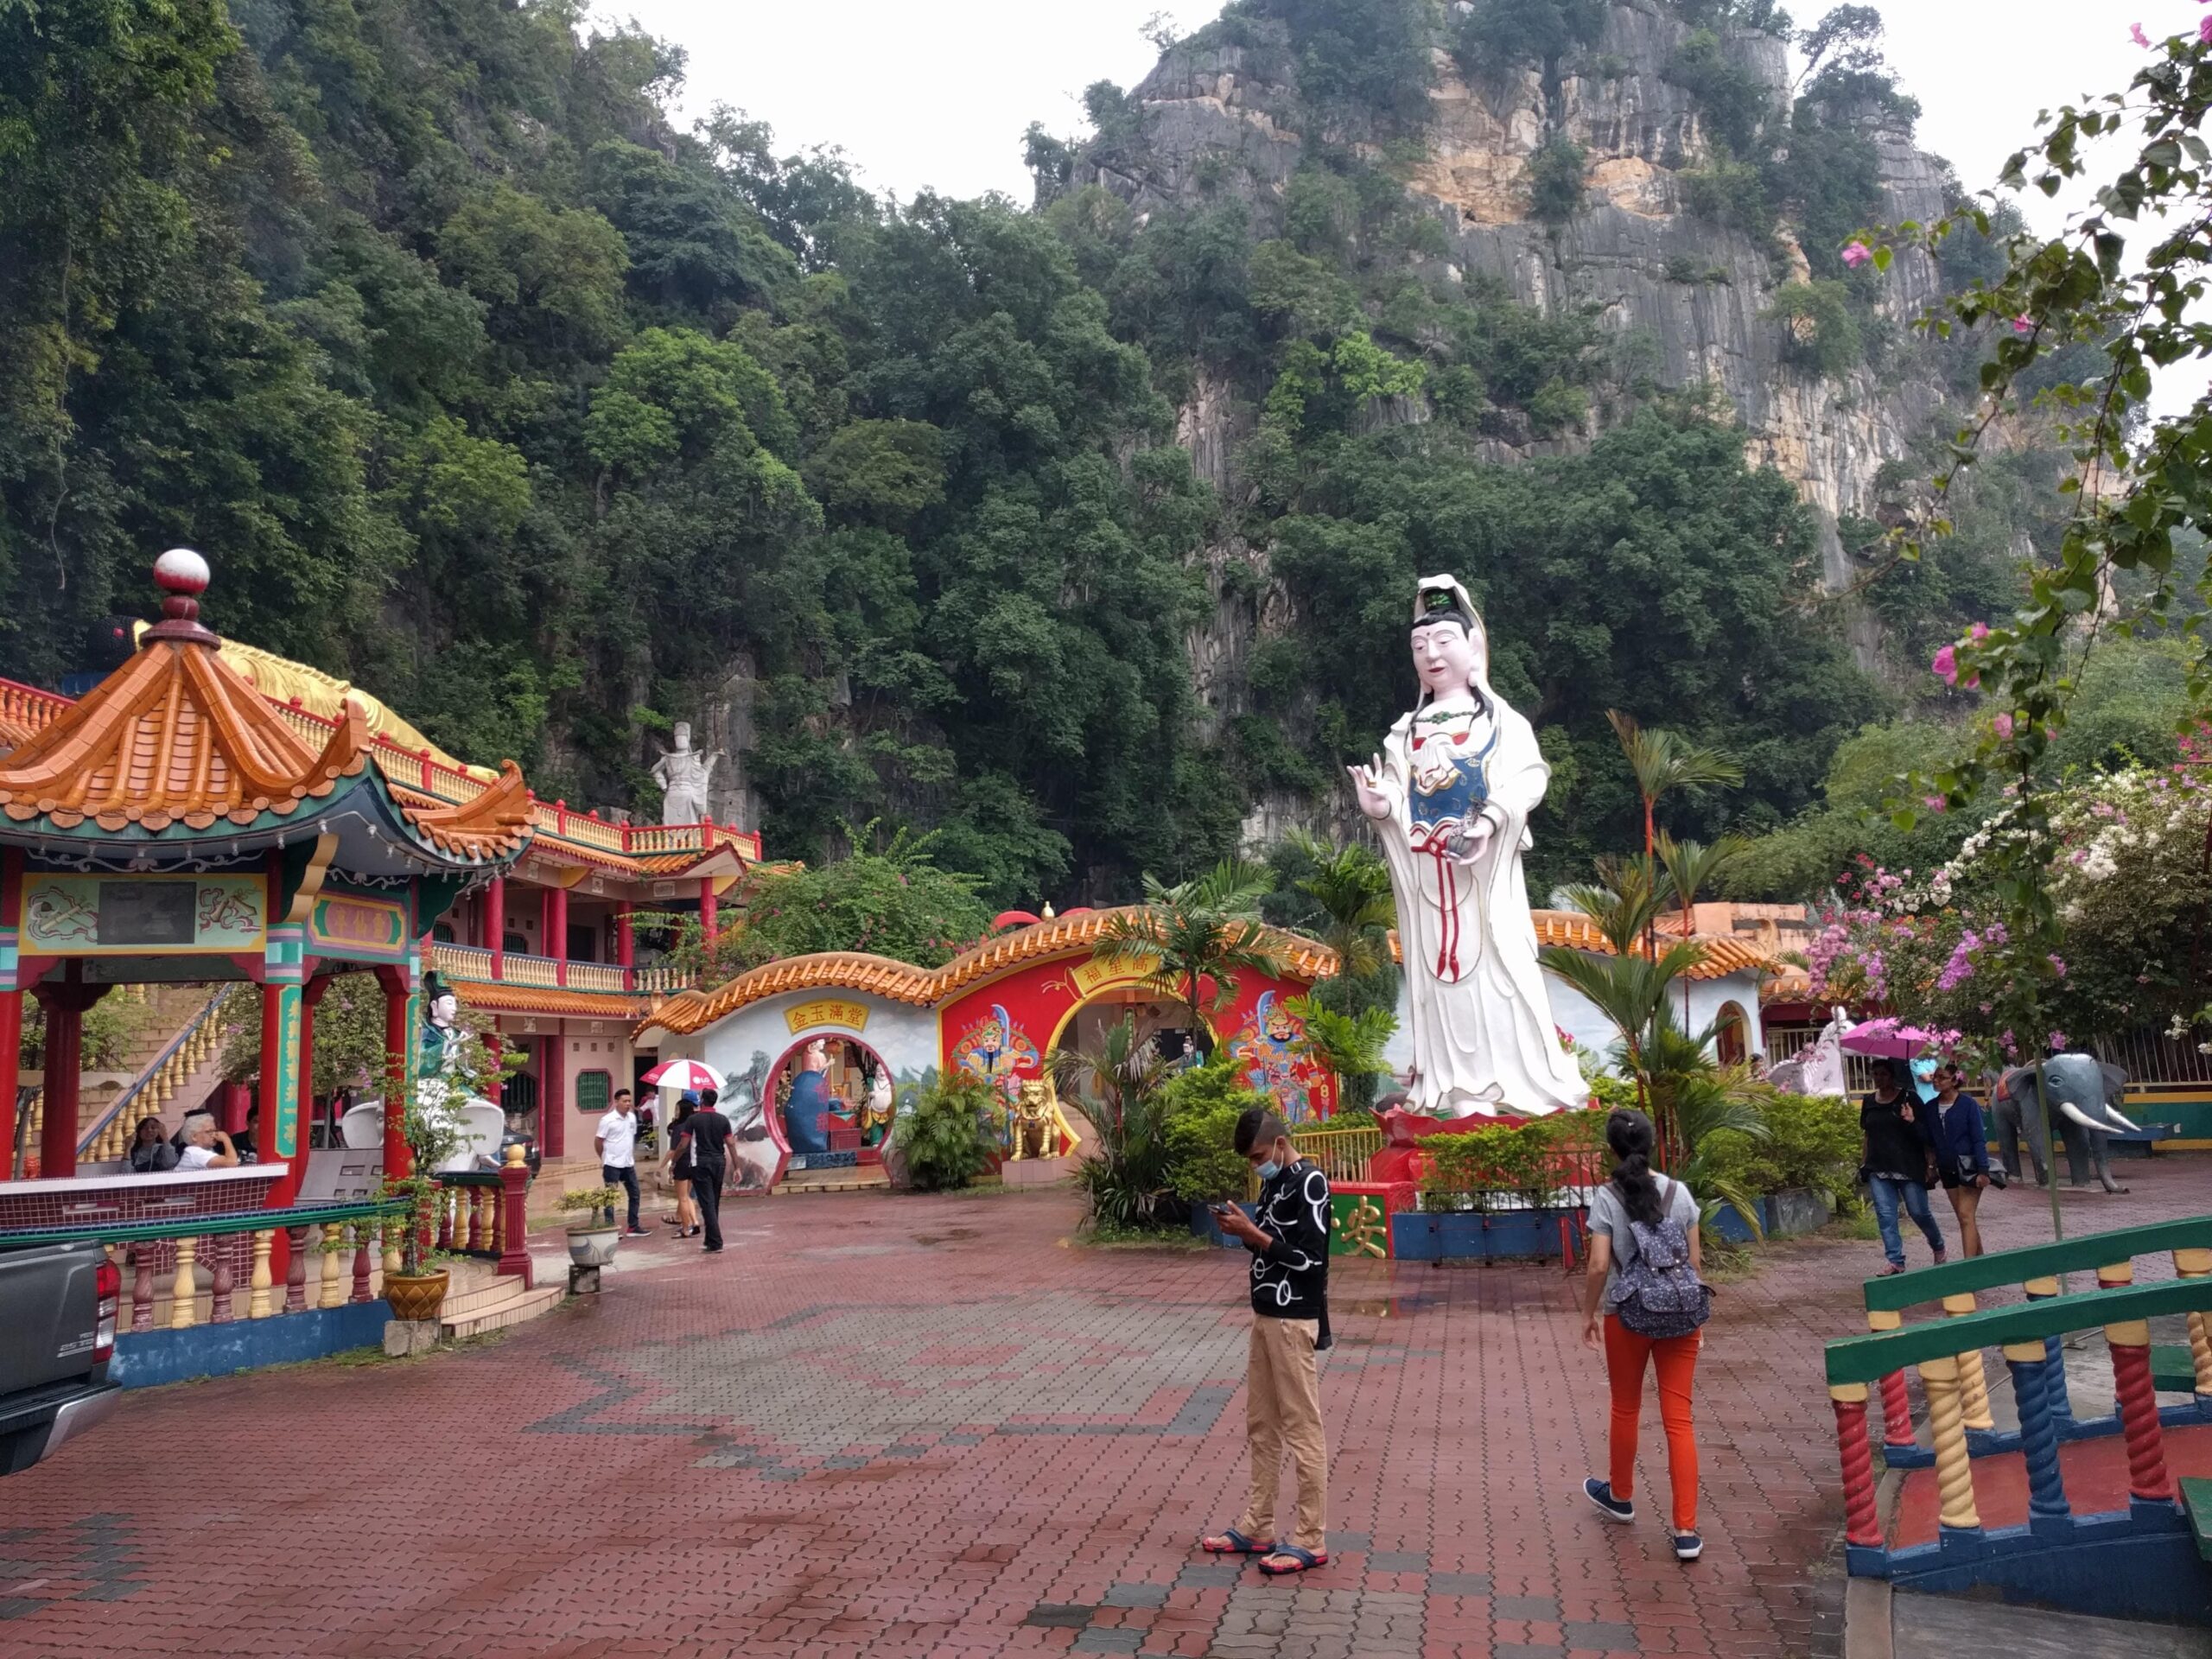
660,1095,700,1237
1860,1059,1946,1275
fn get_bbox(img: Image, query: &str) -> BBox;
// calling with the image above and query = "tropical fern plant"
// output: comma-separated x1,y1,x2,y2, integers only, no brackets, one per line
1283,995,1397,1114
1090,857,1287,1059
1052,1014,1176,1229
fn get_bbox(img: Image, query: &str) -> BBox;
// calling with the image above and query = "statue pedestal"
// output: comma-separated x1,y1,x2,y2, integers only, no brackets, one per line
1001,1155,1076,1188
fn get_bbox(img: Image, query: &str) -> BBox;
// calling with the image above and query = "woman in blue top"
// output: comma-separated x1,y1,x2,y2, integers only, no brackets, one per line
1927,1060,1992,1257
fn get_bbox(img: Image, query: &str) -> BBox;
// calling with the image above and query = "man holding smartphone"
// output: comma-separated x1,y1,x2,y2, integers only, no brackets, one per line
1198,1108,1332,1575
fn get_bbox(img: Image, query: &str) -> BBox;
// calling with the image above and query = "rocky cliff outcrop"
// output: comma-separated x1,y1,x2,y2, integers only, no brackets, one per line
1065,0,1961,713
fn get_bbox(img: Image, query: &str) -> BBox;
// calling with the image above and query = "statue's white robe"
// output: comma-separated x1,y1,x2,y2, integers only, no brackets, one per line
1372,695,1587,1116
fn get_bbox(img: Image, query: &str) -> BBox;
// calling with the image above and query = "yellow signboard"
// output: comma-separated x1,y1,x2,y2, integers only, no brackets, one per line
785,998,871,1034
1069,958,1153,997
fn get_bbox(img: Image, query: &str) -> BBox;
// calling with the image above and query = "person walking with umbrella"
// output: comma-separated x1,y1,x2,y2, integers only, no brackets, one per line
1860,1058,1946,1275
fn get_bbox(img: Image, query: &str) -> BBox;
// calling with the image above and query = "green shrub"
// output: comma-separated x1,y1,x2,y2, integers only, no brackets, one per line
1527,137,1587,226
1768,279,1863,377
898,1073,1000,1192
1681,154,1774,245
1418,1121,1562,1211
1699,1090,1860,1202
1158,1055,1268,1202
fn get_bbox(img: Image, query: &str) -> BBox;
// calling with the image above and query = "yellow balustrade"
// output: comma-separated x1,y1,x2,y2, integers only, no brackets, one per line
383,1220,402,1285
2176,1248,2212,1395
1940,1292,1997,1432
320,1224,346,1309
169,1237,199,1331
249,1230,275,1319
1918,1355,1980,1530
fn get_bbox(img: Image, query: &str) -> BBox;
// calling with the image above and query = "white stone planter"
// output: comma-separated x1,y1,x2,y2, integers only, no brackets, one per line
565,1226,620,1268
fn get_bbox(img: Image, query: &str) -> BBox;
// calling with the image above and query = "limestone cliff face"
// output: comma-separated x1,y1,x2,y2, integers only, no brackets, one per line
1072,0,1961,725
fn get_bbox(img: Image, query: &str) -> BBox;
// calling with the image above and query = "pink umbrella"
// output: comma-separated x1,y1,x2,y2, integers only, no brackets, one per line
641,1058,725,1092
1838,1017,1945,1059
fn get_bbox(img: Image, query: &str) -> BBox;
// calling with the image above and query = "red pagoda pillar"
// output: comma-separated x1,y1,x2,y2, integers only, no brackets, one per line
699,877,719,950
486,875,505,981
548,882,569,988
35,977,109,1179
0,849,22,1166
375,963,413,1181
541,1031,566,1159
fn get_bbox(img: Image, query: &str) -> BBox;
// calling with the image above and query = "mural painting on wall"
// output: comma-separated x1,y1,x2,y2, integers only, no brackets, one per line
950,1002,1042,1107
1230,990,1326,1125
722,1049,781,1194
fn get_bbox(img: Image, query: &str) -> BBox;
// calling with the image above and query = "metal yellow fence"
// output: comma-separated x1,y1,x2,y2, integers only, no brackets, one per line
1244,1125,1382,1198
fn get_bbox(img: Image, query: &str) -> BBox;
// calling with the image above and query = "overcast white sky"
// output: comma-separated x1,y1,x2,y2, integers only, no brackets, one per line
607,0,2170,212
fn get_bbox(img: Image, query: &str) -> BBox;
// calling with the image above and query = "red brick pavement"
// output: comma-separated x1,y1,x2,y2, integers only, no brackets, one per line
1,1157,2203,1659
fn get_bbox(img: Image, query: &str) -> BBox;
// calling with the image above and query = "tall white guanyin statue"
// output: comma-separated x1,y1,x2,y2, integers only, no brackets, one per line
1349,575,1587,1116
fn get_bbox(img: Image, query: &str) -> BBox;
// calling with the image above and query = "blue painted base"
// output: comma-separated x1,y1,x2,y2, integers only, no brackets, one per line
111,1301,392,1389
790,1150,858,1171
1707,1188,1833,1244
1390,1208,1575,1262
1881,1442,1935,1469
1882,1502,2212,1625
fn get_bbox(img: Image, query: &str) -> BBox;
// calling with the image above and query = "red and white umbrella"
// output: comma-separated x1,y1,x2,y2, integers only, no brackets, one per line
641,1058,725,1093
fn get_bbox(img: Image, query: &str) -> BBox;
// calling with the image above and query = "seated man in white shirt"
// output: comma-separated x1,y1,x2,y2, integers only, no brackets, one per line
175,1114,240,1172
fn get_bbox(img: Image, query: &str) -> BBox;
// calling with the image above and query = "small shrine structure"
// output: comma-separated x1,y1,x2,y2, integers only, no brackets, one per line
0,551,531,1205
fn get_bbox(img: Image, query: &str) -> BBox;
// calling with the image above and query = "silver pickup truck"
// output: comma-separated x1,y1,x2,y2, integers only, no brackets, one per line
0,1239,121,1475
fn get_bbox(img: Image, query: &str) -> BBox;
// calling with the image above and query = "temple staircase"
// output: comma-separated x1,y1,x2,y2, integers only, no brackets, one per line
13,984,230,1175
437,1255,563,1340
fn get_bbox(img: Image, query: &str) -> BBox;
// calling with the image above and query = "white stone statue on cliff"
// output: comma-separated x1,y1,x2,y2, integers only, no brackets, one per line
652,721,720,826
1349,575,1588,1116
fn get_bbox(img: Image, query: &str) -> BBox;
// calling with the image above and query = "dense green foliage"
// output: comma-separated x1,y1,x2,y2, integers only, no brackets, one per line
0,0,2081,911
893,1072,1000,1192
1158,1055,1269,1202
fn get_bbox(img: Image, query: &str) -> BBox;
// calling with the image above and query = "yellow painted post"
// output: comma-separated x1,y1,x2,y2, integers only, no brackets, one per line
169,1236,199,1331
2174,1248,2212,1395
1941,1292,1997,1431
320,1223,346,1310
1918,1355,1980,1530
248,1230,274,1319
382,1219,402,1284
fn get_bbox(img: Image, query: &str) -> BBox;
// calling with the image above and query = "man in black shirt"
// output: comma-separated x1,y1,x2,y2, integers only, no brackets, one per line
1200,1108,1332,1575
675,1086,733,1252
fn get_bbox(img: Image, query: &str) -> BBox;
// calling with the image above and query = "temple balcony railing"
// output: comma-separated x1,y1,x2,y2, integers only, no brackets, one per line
427,942,694,1001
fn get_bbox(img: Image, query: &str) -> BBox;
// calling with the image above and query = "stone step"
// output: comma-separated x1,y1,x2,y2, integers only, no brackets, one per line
439,1277,563,1340
775,1164,891,1196
438,1265,532,1320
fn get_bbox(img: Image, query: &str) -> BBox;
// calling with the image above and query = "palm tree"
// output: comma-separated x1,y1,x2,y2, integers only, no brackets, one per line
1283,995,1397,1115
1655,831,1752,1027
1050,1014,1175,1229
1606,710,1744,856
1091,857,1287,1059
1281,830,1396,982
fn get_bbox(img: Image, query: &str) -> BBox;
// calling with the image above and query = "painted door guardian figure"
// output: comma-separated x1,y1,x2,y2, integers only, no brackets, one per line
1349,576,1587,1116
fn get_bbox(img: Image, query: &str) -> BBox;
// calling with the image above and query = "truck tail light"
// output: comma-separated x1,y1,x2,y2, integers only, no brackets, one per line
93,1261,120,1363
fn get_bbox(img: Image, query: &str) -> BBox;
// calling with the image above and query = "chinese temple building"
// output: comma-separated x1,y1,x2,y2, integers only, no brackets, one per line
0,553,763,1200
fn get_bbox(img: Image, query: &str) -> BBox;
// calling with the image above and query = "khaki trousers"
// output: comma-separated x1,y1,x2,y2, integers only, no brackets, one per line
1233,1313,1327,1552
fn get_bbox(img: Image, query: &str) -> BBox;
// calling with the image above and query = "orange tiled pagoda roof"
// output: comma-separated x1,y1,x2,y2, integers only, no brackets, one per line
0,574,529,864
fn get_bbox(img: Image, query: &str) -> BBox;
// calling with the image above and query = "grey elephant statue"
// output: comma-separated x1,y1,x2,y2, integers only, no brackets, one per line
1992,1053,2143,1195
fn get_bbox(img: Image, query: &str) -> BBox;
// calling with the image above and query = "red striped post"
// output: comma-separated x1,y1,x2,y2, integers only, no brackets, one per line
2108,1321,2176,1502
1831,1387,1882,1548
1868,1309,1916,1446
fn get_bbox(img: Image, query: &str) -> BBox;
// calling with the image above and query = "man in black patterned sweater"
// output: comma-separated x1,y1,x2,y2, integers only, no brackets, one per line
1198,1107,1332,1575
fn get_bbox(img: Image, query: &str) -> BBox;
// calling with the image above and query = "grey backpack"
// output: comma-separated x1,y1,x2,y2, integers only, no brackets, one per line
1615,1180,1712,1340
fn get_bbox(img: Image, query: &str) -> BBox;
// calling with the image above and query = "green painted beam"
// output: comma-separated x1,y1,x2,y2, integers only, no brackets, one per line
1826,1277,2212,1386
1861,1215,2212,1312
2183,1478,2212,1563
1,1200,406,1249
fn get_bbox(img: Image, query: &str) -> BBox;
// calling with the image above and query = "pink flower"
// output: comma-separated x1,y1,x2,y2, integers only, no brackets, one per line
1993,712,2015,739
2133,21,2152,46
2049,1030,2069,1050
1968,622,1990,641
2012,315,2034,334
1841,241,1872,269
1924,795,1948,812
1932,644,1959,684
2202,15,2211,41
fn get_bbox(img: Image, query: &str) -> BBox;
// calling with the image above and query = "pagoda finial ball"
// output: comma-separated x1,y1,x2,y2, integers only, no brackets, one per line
154,548,210,595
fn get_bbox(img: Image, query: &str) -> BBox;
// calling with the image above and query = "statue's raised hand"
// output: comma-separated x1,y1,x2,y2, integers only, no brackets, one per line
1348,755,1391,821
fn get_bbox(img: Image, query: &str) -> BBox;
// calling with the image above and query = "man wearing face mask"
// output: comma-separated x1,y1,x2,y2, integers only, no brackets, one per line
1198,1108,1332,1576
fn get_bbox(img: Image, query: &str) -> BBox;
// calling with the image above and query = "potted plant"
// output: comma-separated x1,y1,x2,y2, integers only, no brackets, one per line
381,1082,467,1323
558,1186,626,1267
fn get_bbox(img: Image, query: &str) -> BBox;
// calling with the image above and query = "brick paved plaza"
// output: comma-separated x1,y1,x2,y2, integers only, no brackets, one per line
4,1160,2206,1659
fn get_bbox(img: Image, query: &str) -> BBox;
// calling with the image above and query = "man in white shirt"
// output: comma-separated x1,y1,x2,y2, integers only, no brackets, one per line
595,1090,645,1235
175,1114,239,1172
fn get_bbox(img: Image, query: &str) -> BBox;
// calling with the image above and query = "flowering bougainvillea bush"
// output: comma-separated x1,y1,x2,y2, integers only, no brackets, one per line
1808,760,2212,1063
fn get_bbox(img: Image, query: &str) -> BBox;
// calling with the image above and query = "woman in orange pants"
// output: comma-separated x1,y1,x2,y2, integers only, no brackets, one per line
1580,1109,1707,1561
